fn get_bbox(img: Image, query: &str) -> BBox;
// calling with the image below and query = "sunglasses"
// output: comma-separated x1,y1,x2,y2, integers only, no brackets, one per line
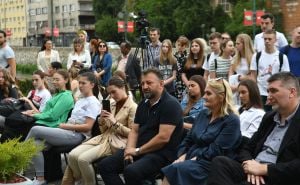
209,77,227,97
98,44,106,48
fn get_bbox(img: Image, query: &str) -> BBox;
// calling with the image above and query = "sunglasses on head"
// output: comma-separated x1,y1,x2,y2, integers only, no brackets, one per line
209,77,227,97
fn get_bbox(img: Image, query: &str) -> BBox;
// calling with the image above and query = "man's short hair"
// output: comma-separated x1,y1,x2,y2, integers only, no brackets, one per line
142,68,163,80
0,30,6,37
149,27,160,35
268,72,300,96
209,32,222,41
261,13,275,23
122,41,131,50
264,29,277,36
51,62,62,70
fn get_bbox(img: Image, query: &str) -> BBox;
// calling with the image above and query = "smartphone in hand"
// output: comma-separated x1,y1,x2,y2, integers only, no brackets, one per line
102,100,111,112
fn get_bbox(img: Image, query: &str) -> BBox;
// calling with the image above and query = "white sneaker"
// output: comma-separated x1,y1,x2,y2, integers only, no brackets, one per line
32,178,46,185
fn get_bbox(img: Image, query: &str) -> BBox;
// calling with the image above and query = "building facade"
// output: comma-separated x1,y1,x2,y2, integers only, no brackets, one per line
0,0,27,46
27,0,95,47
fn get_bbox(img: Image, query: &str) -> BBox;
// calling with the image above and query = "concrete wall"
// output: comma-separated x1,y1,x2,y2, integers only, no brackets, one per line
12,46,121,65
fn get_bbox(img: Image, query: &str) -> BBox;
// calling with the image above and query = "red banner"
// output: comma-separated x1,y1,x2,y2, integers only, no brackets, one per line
244,10,264,26
44,27,51,37
53,27,59,37
5,29,12,37
118,21,134,33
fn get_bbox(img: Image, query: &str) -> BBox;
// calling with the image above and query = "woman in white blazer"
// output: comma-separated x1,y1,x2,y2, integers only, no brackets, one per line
238,79,265,138
37,39,61,73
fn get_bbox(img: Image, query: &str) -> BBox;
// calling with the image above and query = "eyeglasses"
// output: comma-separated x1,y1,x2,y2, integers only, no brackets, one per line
208,77,226,97
222,37,230,40
98,44,106,48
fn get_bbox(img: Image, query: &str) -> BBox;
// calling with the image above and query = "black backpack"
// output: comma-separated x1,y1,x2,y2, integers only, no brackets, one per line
256,51,284,75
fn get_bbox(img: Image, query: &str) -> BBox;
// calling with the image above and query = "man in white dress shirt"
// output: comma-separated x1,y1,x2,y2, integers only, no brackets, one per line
254,13,288,52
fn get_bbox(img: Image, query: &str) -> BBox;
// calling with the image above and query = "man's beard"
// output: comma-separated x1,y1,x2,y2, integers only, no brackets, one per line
144,91,155,99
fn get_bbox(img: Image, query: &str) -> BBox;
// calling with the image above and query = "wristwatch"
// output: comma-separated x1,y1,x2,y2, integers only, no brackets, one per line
135,147,141,155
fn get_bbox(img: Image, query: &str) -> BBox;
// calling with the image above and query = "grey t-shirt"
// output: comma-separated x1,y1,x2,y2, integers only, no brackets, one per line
0,45,15,68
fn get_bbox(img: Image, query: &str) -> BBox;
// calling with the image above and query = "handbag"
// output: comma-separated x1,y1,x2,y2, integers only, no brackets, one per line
109,134,127,154
0,98,31,117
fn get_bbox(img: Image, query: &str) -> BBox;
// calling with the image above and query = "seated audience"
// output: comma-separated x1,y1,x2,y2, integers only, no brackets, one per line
161,78,241,185
26,72,100,185
238,79,265,138
181,75,206,129
207,72,300,185
0,69,74,142
98,68,183,185
62,76,137,185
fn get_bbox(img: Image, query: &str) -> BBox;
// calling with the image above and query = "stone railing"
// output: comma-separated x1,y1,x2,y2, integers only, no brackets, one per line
12,46,121,65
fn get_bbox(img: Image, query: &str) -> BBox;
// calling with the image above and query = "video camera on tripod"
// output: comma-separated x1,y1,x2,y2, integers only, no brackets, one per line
132,10,154,69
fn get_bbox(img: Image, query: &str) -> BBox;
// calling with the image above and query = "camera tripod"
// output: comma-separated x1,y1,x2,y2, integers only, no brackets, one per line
132,35,155,70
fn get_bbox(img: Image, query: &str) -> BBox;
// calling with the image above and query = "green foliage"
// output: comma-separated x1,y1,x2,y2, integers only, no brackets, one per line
93,0,124,19
17,78,33,96
0,138,43,182
95,15,122,42
16,64,38,75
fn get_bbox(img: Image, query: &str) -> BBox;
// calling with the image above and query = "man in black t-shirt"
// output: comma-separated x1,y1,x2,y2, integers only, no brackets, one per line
98,68,183,185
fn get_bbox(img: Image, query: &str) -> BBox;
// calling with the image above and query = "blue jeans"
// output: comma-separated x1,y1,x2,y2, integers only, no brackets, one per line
98,149,170,185
25,126,85,177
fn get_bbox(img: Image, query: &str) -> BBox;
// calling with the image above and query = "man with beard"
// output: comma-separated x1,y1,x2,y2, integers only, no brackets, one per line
98,68,183,185
207,72,300,185
0,30,16,79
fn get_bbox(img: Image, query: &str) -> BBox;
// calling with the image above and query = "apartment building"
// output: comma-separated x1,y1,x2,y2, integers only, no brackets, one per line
27,0,95,47
0,0,27,46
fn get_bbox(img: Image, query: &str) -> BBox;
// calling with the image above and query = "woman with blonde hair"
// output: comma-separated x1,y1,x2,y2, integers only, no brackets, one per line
67,38,91,70
228,33,254,104
161,78,241,185
154,39,177,96
181,38,205,87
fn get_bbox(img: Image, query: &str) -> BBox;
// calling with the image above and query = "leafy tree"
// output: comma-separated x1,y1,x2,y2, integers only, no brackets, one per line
93,0,124,19
95,15,121,41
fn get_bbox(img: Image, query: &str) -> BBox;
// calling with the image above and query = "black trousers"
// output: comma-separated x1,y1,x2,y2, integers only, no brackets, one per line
207,156,270,185
98,149,169,185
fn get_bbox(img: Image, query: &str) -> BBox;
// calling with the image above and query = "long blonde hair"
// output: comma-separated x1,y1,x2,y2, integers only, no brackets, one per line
207,78,238,117
184,38,204,70
159,39,176,65
232,34,254,72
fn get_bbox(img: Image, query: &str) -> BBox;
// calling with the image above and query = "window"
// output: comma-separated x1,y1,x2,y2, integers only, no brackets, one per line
29,9,35,16
55,6,59,13
62,5,68,12
29,21,35,28
42,7,47,14
42,21,48,28
70,18,75,26
218,0,231,13
70,4,75,11
36,8,41,15
55,20,61,28
63,19,68,27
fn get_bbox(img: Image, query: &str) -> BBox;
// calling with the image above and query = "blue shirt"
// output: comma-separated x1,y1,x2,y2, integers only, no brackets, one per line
280,45,300,77
178,109,241,161
181,95,206,124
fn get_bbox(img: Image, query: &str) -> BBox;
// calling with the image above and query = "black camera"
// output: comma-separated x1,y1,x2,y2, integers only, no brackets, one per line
135,10,149,35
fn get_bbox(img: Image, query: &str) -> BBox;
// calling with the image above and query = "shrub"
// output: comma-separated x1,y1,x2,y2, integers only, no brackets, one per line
0,138,43,183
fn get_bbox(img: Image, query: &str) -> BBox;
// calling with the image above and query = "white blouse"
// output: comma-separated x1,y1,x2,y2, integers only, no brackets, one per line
67,49,91,70
37,50,61,72
240,107,265,138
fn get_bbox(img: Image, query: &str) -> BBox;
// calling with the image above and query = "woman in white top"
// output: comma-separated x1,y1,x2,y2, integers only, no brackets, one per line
67,38,91,70
25,72,100,185
20,70,52,113
228,34,254,104
238,79,265,138
37,39,61,74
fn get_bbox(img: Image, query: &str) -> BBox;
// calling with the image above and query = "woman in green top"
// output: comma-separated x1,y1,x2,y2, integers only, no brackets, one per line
24,69,74,127
0,69,74,142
